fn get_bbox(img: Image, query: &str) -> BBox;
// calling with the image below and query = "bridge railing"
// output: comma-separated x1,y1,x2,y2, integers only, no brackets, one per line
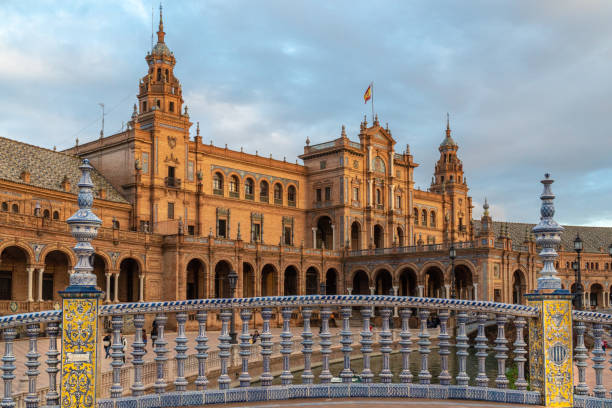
1,296,612,407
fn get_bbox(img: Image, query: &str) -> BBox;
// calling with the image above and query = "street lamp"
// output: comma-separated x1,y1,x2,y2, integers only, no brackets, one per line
228,269,238,344
449,244,457,299
319,282,326,295
573,234,583,310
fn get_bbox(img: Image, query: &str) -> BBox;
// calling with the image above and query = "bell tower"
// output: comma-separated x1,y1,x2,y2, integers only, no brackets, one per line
431,114,465,192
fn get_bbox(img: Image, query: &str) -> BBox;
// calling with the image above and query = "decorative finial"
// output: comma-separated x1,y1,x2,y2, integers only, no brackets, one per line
374,114,379,125
157,3,165,43
132,103,138,118
184,106,189,117
406,144,410,154
483,198,489,216
196,121,200,136
532,173,564,291
53,145,57,151
305,136,310,146
446,112,451,137
341,125,346,138
75,137,79,146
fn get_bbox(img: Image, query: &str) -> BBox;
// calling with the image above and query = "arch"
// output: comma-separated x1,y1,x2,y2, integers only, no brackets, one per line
39,246,75,268
242,262,255,298
373,224,384,249
374,269,393,295
350,221,361,250
0,242,34,264
42,250,71,300
512,270,527,305
424,266,444,298
316,216,333,249
352,270,370,294
186,258,206,300
52,210,60,220
244,178,255,198
214,260,232,298
0,245,30,300
421,209,427,227
213,172,224,193
398,267,418,297
430,211,436,228
43,209,50,219
325,268,338,295
116,254,144,274
283,265,299,296
118,258,140,302
453,264,473,300
396,227,404,247
273,183,283,204
229,174,240,196
287,185,297,206
590,283,604,310
11,204,18,213
305,266,319,295
92,254,109,298
259,180,269,202
261,264,278,296
1,202,7,211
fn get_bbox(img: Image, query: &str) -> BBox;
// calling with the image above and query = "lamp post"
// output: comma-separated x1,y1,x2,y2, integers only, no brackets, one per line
228,269,238,344
449,244,457,299
573,234,583,310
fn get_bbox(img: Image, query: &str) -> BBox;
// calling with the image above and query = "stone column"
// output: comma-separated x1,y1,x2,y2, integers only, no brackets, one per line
389,184,395,210
367,179,373,206
37,268,44,301
418,285,424,297
138,274,144,302
331,224,336,250
369,286,375,313
311,227,317,249
473,282,479,300
104,272,111,302
444,284,450,299
27,266,34,302
347,287,352,295
393,286,399,317
114,273,119,303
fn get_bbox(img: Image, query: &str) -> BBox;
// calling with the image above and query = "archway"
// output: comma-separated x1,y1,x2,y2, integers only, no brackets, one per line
214,260,232,298
242,262,255,297
590,283,604,310
512,270,527,304
350,221,361,250
305,267,319,295
396,227,404,247
0,246,29,300
352,270,370,295
454,265,473,300
374,269,393,295
118,258,139,302
424,267,444,298
316,216,333,249
373,225,384,249
43,250,71,301
398,268,417,297
92,254,109,299
284,266,298,296
261,264,277,296
186,259,205,300
325,268,338,294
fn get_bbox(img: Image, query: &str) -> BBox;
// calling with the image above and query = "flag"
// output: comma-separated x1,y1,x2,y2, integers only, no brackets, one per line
364,83,372,104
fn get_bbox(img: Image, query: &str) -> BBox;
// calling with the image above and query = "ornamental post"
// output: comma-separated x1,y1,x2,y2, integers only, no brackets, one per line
525,174,573,408
60,159,103,408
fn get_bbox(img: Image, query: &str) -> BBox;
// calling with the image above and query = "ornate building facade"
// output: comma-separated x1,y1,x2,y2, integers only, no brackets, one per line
0,10,611,318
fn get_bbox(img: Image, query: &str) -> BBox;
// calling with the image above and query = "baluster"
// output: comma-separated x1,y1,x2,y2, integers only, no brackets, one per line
474,312,488,387
574,321,588,395
494,313,509,389
513,317,528,391
174,312,188,391
455,311,469,386
319,307,332,383
280,307,293,385
359,307,373,383
380,307,393,383
218,309,232,390
437,310,451,386
340,306,354,382
195,311,209,391
399,308,412,383
259,308,273,386
417,308,431,384
301,307,314,384
154,313,168,393
131,313,145,396
592,323,605,398
24,323,40,408
239,309,252,387
110,315,124,398
2,327,17,408
45,322,60,406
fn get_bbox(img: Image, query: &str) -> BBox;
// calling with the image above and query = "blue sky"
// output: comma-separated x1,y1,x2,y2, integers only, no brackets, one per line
2,1,612,226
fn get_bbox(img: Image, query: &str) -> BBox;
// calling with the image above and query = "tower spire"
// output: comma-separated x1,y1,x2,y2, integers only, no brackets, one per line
446,112,451,137
157,3,165,44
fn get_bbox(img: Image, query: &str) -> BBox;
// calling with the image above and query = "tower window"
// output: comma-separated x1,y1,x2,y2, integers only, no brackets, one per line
169,101,174,112
142,101,147,112
167,202,175,220
165,69,169,82
156,100,161,108
325,187,331,201
157,68,161,81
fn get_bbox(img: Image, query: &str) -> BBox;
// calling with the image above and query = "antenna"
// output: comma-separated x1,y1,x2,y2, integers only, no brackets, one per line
98,103,105,139
151,4,154,49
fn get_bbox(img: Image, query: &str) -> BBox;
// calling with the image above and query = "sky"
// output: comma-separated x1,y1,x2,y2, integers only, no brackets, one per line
1,1,612,227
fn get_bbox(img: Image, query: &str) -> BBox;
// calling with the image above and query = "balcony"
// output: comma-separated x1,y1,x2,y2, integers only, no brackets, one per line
164,177,182,189
213,189,223,196
229,191,239,198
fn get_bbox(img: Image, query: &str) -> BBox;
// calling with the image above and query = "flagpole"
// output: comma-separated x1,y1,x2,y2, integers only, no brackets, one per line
371,81,375,123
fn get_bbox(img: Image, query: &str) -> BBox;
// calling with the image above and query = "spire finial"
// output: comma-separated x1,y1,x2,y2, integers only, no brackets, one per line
157,3,165,43
446,112,451,137
483,197,489,216
196,121,200,136
341,124,346,138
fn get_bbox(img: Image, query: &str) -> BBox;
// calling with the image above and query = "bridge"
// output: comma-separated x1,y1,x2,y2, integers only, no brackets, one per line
0,163,611,408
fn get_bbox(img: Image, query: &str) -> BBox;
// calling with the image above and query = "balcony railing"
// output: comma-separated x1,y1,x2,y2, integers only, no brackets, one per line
164,177,181,189
348,241,475,257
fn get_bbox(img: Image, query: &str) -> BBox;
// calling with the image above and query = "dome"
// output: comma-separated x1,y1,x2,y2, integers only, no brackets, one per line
152,41,172,57
440,135,457,148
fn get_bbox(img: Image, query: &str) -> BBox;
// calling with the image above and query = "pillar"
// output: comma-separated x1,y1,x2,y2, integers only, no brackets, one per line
37,268,44,301
367,179,373,206
393,286,399,317
473,282,479,300
27,266,34,302
418,285,424,297
139,273,144,302
311,227,317,249
104,272,111,302
389,184,395,211
113,273,119,303
331,224,336,250
347,287,352,295
444,284,450,299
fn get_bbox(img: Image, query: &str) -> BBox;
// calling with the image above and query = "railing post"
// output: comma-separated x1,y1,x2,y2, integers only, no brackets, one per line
280,307,293,385
259,308,273,386
218,309,232,390
512,317,528,391
340,306,353,382
379,307,393,383
591,323,606,398
455,311,469,386
573,320,588,395
301,307,314,384
25,323,40,408
399,308,412,383
474,312,488,387
1,327,16,408
319,307,332,383
494,314,509,389
437,309,451,386
417,308,431,384
131,313,146,396
359,307,373,383
174,312,188,391
45,322,60,406
195,311,209,391
154,313,168,393
239,309,252,387
110,315,124,398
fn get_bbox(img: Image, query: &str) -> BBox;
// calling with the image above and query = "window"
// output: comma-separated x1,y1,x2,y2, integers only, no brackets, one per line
229,175,239,198
260,181,269,202
187,161,194,182
112,219,120,229
251,223,261,242
187,225,195,235
1,202,7,211
42,273,53,301
165,69,169,81
324,187,331,201
459,217,464,230
157,67,161,81
320,161,326,169
213,173,223,195
142,101,147,112
167,202,175,220
245,178,254,199
167,166,175,178
413,208,418,225
274,184,283,205
52,211,59,220
430,211,436,227
353,160,359,169
43,209,50,219
396,170,401,178
395,195,401,209
287,185,296,206
0,271,11,300
353,187,359,202
218,219,227,238
169,101,175,112
156,99,161,108
141,152,149,174
494,289,502,302
316,188,322,202
376,189,382,205
284,226,292,245
421,210,427,226
11,204,18,213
